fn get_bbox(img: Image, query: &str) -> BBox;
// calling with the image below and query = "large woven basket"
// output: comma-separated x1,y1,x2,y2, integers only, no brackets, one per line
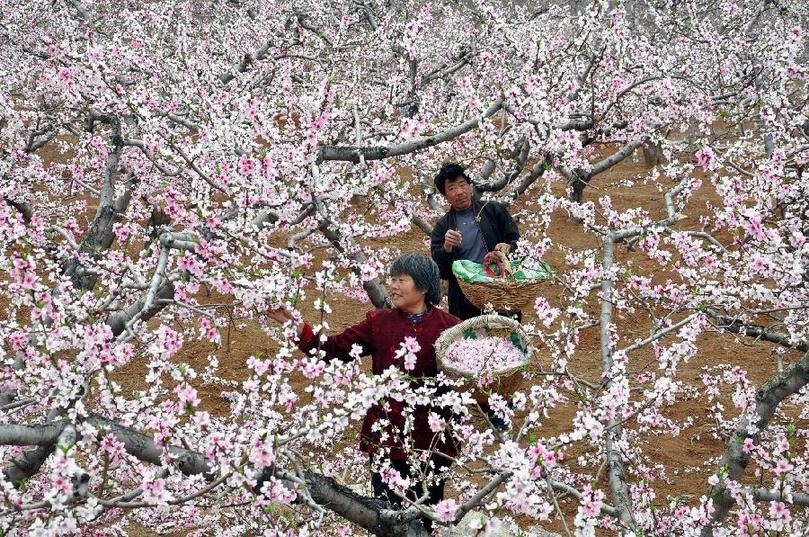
457,278,548,312
455,252,551,312
434,314,533,404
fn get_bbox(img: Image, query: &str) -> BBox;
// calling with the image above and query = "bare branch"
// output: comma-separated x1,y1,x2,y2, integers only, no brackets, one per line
412,215,433,235
620,313,701,354
708,312,808,353
598,235,637,530
310,164,390,308
0,422,66,445
589,140,643,177
317,97,505,163
747,487,809,507
452,471,512,525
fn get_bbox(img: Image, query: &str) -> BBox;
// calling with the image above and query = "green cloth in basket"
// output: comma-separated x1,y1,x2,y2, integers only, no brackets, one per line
452,258,554,284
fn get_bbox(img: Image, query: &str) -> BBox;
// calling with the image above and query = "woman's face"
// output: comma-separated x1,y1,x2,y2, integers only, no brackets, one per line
389,273,427,312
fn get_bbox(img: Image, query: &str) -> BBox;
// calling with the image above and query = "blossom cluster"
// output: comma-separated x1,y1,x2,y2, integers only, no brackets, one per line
443,336,526,387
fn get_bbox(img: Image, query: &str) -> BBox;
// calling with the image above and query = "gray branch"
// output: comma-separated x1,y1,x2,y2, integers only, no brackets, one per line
64,110,138,291
598,236,637,530
473,137,529,194
412,215,433,235
747,487,809,507
3,408,64,486
589,140,643,177
565,140,643,203
300,470,431,536
504,154,552,205
318,221,390,309
310,165,390,308
86,415,214,478
593,178,692,529
708,312,808,353
0,423,66,445
317,97,505,163
219,36,276,84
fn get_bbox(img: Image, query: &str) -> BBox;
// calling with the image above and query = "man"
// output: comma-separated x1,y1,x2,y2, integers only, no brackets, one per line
430,162,520,320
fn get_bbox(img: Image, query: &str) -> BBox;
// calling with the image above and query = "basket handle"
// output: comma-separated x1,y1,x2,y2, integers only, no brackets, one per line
483,251,514,279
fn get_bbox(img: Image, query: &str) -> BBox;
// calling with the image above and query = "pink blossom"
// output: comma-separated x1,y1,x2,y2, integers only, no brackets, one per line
177,251,203,277
9,330,28,350
427,412,446,433
175,383,200,408
773,458,792,476
53,475,73,495
695,146,714,169
21,272,37,289
260,476,297,504
238,154,256,176
251,436,275,466
141,477,171,504
745,216,767,239
394,337,421,371
402,336,420,354
443,336,525,377
113,222,131,242
534,297,560,327
100,433,127,465
769,501,791,521
748,253,767,272
157,325,184,356
56,66,72,83
742,438,754,454
434,498,458,523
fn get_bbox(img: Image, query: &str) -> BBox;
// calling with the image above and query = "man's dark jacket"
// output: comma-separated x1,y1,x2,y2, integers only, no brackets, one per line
430,200,520,319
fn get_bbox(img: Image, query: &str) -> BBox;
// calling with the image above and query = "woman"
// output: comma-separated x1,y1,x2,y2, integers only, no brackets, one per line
268,254,460,528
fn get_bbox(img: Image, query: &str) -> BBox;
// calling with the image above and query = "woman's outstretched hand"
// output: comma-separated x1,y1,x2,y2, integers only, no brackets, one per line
267,307,293,324
267,306,304,339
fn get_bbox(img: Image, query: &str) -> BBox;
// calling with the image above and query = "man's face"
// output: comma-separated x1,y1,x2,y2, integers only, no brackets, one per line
443,175,472,211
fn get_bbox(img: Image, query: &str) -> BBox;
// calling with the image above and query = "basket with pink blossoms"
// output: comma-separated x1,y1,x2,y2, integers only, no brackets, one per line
434,314,533,403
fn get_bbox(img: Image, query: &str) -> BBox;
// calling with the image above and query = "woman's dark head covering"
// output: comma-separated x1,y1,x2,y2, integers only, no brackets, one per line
389,253,442,307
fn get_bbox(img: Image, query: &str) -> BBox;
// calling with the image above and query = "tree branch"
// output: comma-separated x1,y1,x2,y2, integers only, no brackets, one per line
310,165,390,308
708,312,808,353
589,140,643,177
2,196,32,224
0,422,66,446
0,416,433,536
703,350,809,534
598,236,637,530
317,97,505,163
747,487,809,507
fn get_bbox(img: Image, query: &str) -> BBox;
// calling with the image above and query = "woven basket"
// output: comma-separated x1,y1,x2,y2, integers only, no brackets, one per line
457,278,548,312
434,314,533,404
456,252,550,312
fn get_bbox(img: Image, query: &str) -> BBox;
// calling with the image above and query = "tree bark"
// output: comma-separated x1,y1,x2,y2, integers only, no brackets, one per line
598,237,637,530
